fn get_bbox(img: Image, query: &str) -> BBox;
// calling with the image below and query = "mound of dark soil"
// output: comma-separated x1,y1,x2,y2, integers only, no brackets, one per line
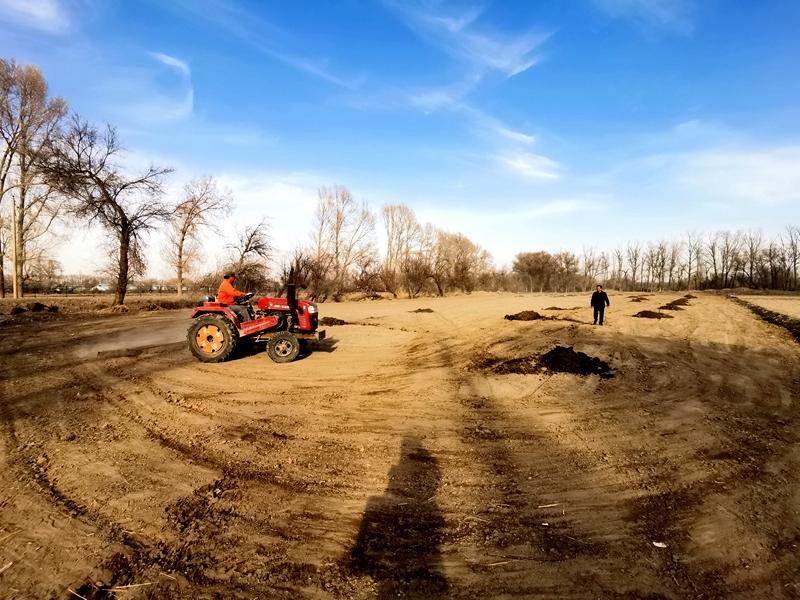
544,306,581,311
9,302,58,315
733,298,800,343
473,346,613,378
633,310,673,319
410,308,434,313
629,296,648,302
539,346,614,378
659,297,691,311
504,310,554,321
320,316,348,326
684,294,697,299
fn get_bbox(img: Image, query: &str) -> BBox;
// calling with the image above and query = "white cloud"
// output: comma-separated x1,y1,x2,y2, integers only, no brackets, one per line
211,171,323,263
593,0,696,36
0,0,69,33
495,126,536,145
671,147,800,206
149,51,191,78
384,0,549,77
499,151,561,180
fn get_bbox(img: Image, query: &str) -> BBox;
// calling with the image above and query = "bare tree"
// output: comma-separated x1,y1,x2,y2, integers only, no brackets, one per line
381,203,420,297
612,247,626,290
580,246,597,291
0,214,8,297
626,242,642,291
41,116,172,306
0,59,67,298
666,241,682,289
312,185,375,300
685,232,701,290
742,230,763,288
226,218,271,290
786,226,800,290
513,251,556,293
168,176,232,297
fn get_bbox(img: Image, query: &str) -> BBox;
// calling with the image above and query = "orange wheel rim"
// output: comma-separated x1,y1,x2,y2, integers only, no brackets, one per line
196,325,224,354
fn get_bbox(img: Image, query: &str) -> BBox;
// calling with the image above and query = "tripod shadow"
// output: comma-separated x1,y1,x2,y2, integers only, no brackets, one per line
349,436,448,598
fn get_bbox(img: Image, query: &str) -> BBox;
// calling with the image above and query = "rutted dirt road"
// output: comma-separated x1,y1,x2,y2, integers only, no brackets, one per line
1,293,799,599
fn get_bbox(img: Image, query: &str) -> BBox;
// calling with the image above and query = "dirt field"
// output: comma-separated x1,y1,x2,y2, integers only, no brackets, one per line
0,294,200,318
739,295,800,319
1,292,799,599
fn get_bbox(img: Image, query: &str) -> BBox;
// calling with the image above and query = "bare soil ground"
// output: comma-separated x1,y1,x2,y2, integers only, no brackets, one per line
1,292,799,599
0,294,200,320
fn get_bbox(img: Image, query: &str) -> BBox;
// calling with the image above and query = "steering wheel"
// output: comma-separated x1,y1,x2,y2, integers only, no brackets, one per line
238,292,255,304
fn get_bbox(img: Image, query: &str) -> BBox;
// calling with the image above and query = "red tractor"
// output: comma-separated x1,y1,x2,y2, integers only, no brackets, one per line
187,283,325,363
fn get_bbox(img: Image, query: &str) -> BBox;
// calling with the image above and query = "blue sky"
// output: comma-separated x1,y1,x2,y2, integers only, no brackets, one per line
2,0,799,275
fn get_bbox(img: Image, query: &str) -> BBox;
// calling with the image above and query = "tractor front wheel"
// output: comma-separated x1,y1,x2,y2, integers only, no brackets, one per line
188,315,239,363
267,331,301,363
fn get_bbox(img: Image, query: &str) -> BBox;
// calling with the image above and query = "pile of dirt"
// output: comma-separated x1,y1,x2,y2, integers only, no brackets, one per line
473,345,613,378
544,306,581,311
658,303,683,311
504,310,554,321
684,294,698,299
659,297,691,311
539,346,614,378
100,304,130,314
320,316,348,326
410,308,434,313
733,298,800,343
629,296,649,303
633,310,673,319
9,301,59,315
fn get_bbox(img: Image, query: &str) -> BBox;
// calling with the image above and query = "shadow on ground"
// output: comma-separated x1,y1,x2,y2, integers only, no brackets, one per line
349,436,448,599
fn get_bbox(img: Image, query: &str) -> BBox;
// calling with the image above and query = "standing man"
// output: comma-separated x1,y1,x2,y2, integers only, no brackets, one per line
217,272,252,323
590,285,610,325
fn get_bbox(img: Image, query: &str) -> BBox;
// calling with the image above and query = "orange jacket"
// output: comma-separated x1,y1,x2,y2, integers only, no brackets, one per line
217,278,246,305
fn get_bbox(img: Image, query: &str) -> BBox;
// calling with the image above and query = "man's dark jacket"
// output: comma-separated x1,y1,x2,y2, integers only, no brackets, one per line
591,291,610,308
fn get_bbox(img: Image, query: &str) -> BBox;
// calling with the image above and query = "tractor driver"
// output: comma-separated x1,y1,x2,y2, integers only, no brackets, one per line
217,272,252,323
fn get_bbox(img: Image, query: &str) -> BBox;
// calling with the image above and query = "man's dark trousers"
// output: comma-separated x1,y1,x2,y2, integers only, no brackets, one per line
230,305,250,323
593,306,605,325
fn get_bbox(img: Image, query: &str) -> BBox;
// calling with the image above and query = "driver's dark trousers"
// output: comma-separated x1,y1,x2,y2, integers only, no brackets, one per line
230,305,250,323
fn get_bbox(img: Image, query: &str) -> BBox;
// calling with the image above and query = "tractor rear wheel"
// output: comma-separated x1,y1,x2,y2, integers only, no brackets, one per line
267,331,301,363
188,315,238,363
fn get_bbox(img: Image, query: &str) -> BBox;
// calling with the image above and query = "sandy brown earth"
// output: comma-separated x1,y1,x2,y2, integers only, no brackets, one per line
740,295,800,320
1,292,799,599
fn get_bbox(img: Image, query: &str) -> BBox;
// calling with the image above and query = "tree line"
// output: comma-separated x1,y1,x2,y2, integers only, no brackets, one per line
512,229,800,294
1,59,798,305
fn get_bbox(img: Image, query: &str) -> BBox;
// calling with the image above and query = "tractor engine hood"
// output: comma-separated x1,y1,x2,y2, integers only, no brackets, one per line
257,296,318,314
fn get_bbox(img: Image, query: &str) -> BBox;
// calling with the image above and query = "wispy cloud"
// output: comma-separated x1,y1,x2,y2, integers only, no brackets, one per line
499,151,561,179
670,147,800,206
384,0,550,77
407,74,482,113
149,51,191,78
172,0,362,89
593,0,696,36
0,0,70,33
148,51,194,120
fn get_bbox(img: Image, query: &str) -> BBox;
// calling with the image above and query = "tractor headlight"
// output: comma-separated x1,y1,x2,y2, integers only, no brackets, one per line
308,305,317,314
